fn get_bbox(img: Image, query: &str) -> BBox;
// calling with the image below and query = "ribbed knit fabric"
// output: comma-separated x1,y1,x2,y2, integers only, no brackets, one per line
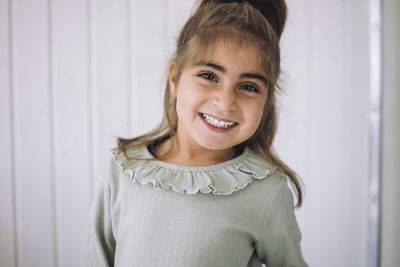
83,146,308,267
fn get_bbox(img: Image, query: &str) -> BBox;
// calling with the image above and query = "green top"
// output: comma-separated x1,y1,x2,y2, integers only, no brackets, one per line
83,145,308,266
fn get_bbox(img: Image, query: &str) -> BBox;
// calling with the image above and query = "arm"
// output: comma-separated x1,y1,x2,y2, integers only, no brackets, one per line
83,159,116,267
255,177,308,267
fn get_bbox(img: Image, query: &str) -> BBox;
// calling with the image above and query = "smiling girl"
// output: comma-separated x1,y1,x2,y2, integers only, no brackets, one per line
83,0,308,266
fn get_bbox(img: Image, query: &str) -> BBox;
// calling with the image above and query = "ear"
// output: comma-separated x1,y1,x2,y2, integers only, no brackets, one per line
168,61,178,97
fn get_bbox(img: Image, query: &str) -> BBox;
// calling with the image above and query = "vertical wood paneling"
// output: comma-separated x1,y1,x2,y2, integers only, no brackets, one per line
342,1,369,266
11,0,56,266
0,0,17,266
277,0,311,245
131,1,169,136
127,0,138,139
164,0,196,55
308,1,353,266
309,2,346,265
88,0,98,202
51,0,91,266
280,1,370,266
308,1,368,266
93,0,130,185
128,0,196,138
278,0,311,179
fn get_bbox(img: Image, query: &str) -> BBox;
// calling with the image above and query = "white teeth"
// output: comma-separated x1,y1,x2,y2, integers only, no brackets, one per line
201,113,235,128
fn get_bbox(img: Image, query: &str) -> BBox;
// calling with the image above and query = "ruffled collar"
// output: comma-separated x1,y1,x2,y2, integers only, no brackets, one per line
113,146,276,195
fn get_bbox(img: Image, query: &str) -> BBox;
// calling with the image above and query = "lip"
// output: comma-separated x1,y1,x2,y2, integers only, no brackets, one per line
198,113,238,133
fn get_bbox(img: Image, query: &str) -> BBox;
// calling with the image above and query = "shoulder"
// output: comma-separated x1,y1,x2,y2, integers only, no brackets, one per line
240,148,289,193
101,145,152,196
248,168,294,215
265,171,294,212
237,148,294,206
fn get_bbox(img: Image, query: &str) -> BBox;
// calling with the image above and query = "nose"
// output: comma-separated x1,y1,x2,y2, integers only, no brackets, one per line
212,86,237,111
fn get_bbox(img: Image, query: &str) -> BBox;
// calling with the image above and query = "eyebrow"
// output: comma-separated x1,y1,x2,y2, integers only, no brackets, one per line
193,60,269,87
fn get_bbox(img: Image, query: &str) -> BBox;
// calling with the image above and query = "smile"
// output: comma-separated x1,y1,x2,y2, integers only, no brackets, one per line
200,113,237,128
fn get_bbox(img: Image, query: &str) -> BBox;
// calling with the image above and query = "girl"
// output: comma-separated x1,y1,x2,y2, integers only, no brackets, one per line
84,0,308,266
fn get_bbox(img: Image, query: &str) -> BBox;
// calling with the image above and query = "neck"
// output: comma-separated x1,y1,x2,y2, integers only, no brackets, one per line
154,137,236,167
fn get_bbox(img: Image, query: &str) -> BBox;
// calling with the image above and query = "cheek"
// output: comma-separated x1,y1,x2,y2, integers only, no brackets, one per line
175,96,189,121
176,82,207,109
175,88,201,120
244,101,267,130
251,110,264,129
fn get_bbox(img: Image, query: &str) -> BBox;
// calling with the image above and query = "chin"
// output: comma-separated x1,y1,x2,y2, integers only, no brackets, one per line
196,137,238,152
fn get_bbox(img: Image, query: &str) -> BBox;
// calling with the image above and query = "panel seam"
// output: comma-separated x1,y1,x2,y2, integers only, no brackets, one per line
8,0,19,265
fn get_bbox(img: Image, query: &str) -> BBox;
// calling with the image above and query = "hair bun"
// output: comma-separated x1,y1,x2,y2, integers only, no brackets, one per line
200,0,287,39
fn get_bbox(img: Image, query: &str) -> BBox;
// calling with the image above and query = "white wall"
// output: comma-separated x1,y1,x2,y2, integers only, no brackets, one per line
1,0,395,266
278,0,370,266
0,1,194,266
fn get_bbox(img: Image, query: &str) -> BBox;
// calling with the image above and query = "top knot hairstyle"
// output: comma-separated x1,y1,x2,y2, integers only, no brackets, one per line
200,0,287,39
117,0,303,207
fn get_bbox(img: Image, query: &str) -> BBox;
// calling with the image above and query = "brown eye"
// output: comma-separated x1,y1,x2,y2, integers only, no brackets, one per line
198,72,218,82
239,84,259,93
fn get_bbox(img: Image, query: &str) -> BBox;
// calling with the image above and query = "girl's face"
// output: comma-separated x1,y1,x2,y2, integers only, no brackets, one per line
169,40,269,157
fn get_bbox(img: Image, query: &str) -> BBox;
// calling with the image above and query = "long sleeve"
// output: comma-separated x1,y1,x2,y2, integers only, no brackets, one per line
255,178,308,267
83,160,116,267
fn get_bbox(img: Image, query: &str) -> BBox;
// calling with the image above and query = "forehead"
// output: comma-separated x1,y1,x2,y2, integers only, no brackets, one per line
186,35,265,72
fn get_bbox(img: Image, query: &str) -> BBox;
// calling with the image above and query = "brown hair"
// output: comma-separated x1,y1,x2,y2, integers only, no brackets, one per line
116,0,303,207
